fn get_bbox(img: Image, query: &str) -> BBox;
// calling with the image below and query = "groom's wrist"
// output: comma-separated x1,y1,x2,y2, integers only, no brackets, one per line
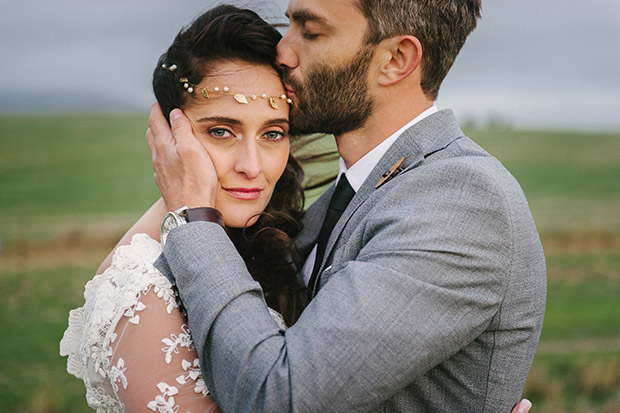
161,206,224,246
185,207,224,227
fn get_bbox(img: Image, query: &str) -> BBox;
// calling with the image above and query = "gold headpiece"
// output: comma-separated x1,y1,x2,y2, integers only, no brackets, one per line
161,63,293,110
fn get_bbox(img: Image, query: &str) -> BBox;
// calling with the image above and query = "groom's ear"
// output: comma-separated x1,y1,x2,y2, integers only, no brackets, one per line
375,35,423,87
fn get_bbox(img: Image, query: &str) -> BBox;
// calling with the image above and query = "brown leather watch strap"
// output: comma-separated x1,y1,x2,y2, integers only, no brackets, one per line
185,207,225,227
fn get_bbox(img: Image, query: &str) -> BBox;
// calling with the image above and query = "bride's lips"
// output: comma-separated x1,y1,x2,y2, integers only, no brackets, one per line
223,187,262,201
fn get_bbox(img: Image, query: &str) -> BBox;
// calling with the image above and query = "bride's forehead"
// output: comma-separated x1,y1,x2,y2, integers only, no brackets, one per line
202,62,283,88
182,62,289,116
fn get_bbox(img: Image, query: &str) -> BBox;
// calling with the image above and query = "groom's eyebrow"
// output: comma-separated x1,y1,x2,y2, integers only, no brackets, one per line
285,9,332,28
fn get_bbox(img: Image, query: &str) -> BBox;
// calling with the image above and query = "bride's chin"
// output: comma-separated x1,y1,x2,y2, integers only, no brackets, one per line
223,214,260,229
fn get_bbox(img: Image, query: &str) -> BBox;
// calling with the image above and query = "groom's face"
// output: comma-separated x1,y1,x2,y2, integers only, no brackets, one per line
278,0,376,136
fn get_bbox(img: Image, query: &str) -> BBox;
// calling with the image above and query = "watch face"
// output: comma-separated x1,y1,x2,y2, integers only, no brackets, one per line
160,212,186,245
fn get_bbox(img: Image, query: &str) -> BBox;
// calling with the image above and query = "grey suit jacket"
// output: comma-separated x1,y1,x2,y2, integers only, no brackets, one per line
155,110,547,412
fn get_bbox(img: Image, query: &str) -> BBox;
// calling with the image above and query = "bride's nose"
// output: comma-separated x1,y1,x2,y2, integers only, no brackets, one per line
234,138,261,179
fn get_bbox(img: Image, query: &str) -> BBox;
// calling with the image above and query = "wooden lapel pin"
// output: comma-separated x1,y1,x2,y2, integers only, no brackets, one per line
375,156,407,189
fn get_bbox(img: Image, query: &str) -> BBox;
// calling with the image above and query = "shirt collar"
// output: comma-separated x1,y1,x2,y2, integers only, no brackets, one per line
339,105,438,192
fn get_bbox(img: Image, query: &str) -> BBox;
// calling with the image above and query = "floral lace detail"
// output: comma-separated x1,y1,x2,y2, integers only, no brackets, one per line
124,301,147,325
60,234,181,412
145,343,207,411
146,357,208,412
176,358,208,396
109,358,128,393
147,382,180,412
162,324,194,364
60,233,286,412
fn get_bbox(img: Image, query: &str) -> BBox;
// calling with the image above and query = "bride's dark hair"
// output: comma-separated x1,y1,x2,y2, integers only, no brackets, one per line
152,5,306,325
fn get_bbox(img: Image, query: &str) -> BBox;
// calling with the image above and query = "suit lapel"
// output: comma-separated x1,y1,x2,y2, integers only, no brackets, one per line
314,109,464,292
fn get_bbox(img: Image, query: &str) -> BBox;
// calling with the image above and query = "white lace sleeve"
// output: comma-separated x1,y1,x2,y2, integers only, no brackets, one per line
110,285,221,412
60,234,175,411
60,233,285,412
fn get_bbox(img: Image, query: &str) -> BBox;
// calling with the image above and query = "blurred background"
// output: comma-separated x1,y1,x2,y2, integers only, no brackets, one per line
1,0,619,411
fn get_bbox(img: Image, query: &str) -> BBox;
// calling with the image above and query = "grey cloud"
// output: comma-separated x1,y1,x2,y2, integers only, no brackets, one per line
1,0,618,131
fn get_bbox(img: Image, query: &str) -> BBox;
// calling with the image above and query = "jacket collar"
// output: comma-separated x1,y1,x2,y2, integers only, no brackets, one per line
298,109,464,288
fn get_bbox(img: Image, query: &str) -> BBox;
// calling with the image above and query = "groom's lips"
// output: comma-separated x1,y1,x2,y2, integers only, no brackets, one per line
223,187,262,201
284,84,295,98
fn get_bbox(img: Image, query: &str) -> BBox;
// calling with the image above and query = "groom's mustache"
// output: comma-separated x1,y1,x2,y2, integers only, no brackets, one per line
280,70,302,96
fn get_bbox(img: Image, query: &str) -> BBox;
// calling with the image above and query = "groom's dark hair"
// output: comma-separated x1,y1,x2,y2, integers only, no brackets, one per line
356,0,482,101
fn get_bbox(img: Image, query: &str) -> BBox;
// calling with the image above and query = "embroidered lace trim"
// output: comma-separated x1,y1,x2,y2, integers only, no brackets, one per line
60,234,204,411
60,233,285,412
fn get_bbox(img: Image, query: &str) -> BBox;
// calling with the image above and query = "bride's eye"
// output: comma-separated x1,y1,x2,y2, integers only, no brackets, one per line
263,130,286,141
208,127,233,139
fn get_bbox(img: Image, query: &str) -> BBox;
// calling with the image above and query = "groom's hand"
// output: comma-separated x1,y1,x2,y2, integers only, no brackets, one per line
146,102,218,211
511,398,532,413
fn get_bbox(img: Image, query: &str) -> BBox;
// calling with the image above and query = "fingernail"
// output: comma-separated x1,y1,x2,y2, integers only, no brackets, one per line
518,399,532,413
170,109,183,121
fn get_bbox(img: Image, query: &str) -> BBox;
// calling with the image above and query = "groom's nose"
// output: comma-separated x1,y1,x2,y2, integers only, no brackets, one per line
276,31,299,70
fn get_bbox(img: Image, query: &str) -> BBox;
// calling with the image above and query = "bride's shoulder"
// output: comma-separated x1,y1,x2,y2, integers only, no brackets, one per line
110,233,162,267
88,234,163,288
82,234,169,307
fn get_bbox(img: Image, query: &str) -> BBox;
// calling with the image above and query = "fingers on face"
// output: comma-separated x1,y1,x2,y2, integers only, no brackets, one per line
148,102,164,129
169,110,196,148
145,127,162,173
145,127,154,152
148,102,176,146
146,103,210,177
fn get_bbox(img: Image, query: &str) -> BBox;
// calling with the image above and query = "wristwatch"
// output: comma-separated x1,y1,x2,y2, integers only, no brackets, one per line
160,206,224,245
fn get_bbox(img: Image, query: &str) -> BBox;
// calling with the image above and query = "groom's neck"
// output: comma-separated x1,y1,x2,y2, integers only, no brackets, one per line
335,95,433,169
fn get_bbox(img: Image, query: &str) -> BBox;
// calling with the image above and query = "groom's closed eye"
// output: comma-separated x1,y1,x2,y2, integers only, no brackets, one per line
286,9,335,31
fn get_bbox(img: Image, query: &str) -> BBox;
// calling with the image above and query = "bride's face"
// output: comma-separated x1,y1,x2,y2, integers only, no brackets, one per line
183,61,291,228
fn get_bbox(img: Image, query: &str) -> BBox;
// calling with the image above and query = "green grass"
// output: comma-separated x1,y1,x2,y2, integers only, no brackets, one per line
0,266,92,412
0,114,159,215
525,352,620,412
1,115,619,411
467,128,620,235
543,275,620,341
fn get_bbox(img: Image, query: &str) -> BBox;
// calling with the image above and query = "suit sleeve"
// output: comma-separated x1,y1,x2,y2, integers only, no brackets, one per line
154,161,514,412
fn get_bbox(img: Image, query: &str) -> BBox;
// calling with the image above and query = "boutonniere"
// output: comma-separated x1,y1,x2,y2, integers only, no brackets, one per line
375,156,406,189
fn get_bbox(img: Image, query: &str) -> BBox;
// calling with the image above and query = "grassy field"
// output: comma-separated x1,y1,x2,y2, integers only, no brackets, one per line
1,115,619,411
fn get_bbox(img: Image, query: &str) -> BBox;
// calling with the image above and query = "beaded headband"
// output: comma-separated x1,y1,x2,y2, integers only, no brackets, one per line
161,63,293,109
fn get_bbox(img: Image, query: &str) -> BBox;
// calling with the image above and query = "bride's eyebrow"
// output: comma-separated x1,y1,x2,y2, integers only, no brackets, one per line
264,118,289,126
195,116,242,125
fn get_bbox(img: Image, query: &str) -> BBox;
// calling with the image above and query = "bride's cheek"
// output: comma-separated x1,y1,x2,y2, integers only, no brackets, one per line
277,146,290,176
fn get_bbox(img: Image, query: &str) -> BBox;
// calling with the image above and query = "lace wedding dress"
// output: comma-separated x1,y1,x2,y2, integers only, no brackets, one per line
60,233,285,412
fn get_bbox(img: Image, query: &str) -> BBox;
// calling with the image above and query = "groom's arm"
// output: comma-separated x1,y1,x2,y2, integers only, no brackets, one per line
149,104,539,412
154,171,528,412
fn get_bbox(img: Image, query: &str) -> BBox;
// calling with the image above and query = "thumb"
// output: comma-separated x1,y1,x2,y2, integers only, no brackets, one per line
515,398,532,413
169,108,195,146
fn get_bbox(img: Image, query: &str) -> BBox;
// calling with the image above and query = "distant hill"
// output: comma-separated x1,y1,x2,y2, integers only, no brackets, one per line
0,89,147,113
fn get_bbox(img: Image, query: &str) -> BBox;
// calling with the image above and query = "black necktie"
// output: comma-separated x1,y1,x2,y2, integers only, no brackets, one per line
308,174,355,295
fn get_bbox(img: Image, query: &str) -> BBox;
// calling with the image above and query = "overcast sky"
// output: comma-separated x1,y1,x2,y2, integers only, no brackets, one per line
1,0,619,131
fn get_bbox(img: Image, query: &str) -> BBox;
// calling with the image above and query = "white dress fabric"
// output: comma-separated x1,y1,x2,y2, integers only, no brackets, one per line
60,233,285,412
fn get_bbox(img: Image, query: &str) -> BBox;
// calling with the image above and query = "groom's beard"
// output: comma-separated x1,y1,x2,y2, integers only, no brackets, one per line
283,45,375,136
